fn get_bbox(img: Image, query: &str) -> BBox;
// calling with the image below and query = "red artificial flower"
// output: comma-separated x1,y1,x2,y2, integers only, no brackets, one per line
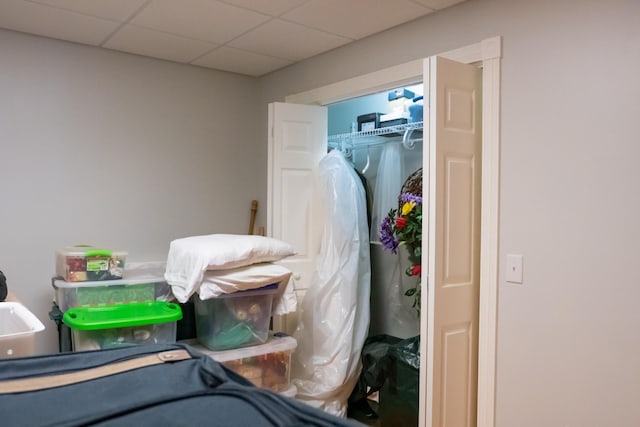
411,264,422,276
395,217,407,229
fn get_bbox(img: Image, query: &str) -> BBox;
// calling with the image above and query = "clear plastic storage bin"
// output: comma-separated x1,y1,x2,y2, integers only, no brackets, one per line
56,245,127,282
0,302,45,358
194,284,278,351
52,265,171,312
63,301,182,351
191,334,297,392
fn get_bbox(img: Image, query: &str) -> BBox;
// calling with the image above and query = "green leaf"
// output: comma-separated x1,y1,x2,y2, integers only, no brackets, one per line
405,288,417,296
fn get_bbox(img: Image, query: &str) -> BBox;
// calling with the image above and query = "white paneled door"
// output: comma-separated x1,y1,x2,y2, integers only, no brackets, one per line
267,102,327,334
421,56,482,427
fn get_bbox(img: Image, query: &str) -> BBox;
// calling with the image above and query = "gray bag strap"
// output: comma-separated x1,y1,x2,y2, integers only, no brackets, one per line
0,349,191,394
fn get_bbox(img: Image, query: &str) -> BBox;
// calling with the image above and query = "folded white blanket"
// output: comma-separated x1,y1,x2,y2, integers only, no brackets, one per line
198,263,297,315
165,234,297,314
165,234,295,295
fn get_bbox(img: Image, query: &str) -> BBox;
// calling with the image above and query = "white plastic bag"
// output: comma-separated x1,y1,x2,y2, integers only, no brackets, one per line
368,142,420,338
369,141,405,243
292,150,371,417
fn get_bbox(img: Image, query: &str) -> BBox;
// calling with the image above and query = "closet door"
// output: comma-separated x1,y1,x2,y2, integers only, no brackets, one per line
420,56,482,427
267,102,327,334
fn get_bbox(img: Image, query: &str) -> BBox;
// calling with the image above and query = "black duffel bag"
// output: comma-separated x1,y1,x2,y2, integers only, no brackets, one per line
0,343,365,427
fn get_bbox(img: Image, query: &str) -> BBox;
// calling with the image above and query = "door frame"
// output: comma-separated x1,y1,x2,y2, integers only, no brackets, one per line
285,36,501,427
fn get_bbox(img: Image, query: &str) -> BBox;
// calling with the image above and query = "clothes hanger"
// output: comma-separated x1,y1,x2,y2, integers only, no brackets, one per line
361,146,370,174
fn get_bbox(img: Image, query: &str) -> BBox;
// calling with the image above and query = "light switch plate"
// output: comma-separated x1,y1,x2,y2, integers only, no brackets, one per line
506,254,523,284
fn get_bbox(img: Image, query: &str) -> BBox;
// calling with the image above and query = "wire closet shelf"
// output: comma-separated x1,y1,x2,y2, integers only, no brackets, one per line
328,121,423,153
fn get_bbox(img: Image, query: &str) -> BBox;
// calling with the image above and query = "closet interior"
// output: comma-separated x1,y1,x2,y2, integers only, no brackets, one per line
327,83,424,339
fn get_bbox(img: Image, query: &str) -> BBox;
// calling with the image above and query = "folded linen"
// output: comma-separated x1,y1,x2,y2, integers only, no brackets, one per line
164,234,296,300
198,263,296,315
169,262,296,315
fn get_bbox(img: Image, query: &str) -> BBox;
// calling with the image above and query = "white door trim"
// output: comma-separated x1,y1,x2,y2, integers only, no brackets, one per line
285,36,501,427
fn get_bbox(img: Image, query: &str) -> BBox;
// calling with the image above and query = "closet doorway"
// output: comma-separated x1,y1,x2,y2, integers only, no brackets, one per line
327,83,424,340
270,37,501,427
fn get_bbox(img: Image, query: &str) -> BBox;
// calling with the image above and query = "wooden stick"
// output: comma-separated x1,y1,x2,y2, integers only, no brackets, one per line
248,200,258,235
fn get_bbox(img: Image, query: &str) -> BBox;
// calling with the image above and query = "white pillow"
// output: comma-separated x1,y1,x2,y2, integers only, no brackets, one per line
164,234,295,301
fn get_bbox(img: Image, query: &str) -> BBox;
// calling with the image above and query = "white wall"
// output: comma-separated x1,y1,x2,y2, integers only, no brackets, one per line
0,29,263,354
258,0,640,425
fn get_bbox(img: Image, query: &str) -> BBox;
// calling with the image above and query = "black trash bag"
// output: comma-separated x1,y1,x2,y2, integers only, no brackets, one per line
0,270,8,302
348,334,399,419
378,335,420,427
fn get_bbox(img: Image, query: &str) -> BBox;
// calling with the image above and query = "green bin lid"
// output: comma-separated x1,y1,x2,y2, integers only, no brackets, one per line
63,301,182,331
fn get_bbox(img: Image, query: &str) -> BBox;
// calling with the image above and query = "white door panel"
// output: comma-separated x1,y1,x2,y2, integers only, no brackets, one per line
422,56,481,427
268,102,327,333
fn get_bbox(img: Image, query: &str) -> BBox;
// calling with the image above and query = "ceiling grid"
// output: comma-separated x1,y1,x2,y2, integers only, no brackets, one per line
0,0,466,77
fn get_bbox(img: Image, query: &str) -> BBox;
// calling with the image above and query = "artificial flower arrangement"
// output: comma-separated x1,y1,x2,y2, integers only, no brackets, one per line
380,192,423,314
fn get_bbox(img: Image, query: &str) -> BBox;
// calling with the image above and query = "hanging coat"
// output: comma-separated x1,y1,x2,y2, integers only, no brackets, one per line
292,149,371,417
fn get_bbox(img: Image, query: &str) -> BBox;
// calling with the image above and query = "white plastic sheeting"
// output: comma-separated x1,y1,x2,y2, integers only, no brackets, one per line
368,141,419,338
369,141,405,243
369,245,420,338
292,149,371,417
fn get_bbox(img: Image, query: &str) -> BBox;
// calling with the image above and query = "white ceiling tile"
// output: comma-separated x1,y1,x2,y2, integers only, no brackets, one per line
229,19,351,61
193,46,292,76
0,0,120,45
411,0,467,10
103,25,216,64
0,0,466,77
130,0,270,44
282,0,433,39
28,0,148,22
218,0,308,17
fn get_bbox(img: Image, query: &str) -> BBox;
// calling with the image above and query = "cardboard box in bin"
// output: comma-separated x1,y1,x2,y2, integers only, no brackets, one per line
191,334,297,392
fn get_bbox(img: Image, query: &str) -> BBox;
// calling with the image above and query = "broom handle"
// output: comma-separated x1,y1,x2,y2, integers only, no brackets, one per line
248,200,258,235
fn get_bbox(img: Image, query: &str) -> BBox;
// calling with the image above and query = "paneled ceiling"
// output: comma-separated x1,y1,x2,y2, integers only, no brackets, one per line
0,0,466,77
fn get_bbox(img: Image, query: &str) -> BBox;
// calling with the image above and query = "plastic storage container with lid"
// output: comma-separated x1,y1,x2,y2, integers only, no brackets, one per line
194,284,278,351
387,88,415,114
52,264,171,312
56,245,127,282
190,333,297,392
0,302,45,358
63,301,182,351
408,96,424,123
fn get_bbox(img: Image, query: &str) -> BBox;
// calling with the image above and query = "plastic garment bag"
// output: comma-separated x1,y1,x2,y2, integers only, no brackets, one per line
369,245,420,338
292,149,371,417
369,141,405,243
368,141,419,338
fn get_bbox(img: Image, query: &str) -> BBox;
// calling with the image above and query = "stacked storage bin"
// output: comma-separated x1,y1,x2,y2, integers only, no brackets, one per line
187,284,298,398
51,246,181,352
0,302,45,358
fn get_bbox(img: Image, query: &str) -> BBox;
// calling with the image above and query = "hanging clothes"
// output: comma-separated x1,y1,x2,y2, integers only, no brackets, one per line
369,141,405,243
292,149,371,417
367,141,420,338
